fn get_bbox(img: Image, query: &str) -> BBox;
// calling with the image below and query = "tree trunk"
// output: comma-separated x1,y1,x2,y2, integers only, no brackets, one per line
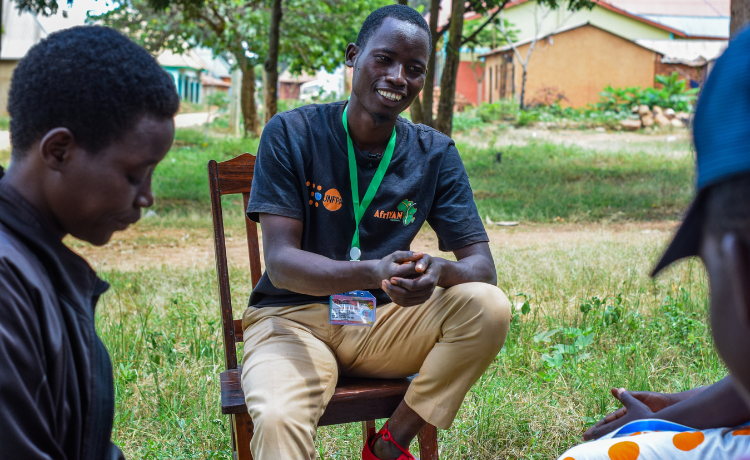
421,0,440,127
397,0,408,4
410,95,424,124
731,0,750,37
264,0,282,124
519,66,528,110
434,0,464,136
238,54,259,138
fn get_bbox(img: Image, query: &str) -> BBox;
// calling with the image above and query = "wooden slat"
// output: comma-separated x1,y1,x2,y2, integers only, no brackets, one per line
418,425,439,460
216,153,256,195
362,420,376,445
209,159,238,370
232,412,255,460
221,369,410,424
234,319,244,343
242,192,262,289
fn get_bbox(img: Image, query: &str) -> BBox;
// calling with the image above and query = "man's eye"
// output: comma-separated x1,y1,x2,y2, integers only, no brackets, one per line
127,174,144,186
376,55,390,62
410,67,425,74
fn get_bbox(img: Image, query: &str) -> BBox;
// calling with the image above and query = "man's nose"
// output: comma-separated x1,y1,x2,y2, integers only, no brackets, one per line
136,183,155,208
386,64,406,86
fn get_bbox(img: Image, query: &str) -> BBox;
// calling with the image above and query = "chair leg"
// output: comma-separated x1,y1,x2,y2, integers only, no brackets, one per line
417,424,439,460
232,412,255,460
362,420,376,445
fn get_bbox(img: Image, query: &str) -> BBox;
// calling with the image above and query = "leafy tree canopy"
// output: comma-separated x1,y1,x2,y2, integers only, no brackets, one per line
93,0,389,75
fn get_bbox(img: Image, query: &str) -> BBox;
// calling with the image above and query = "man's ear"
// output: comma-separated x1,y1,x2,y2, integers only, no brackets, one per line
345,43,360,68
39,128,77,171
722,233,750,326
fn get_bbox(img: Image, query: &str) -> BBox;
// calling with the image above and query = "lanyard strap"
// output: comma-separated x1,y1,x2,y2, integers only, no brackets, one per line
342,103,396,260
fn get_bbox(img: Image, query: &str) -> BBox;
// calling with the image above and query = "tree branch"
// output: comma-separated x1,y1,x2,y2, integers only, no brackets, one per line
461,3,508,46
196,8,224,36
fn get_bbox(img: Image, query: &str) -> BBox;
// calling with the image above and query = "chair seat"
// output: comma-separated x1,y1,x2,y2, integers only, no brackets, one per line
220,368,412,426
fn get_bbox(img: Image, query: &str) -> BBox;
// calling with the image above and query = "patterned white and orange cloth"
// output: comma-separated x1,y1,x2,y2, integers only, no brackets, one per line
558,419,750,460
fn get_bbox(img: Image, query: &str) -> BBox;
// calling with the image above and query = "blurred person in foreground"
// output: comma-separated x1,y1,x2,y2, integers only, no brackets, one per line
556,28,750,460
241,4,511,460
0,26,178,459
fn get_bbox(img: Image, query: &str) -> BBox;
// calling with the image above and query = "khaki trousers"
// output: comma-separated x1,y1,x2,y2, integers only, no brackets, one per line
240,282,511,460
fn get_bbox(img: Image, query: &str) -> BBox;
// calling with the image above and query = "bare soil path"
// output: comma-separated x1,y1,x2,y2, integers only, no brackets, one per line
69,221,678,272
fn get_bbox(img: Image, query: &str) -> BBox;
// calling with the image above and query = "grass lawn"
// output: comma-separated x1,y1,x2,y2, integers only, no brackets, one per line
2,125,716,459
97,231,717,459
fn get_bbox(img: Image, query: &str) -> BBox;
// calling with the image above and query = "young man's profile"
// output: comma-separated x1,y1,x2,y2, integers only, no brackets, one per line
0,26,179,459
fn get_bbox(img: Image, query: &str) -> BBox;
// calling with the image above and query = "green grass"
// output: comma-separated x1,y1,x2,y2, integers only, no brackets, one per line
461,141,693,223
1,126,693,226
153,129,259,210
3,124,711,458
143,127,693,229
97,232,719,459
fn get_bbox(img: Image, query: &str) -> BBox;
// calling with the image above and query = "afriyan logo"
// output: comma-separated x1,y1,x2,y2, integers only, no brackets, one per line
373,199,417,226
307,181,342,211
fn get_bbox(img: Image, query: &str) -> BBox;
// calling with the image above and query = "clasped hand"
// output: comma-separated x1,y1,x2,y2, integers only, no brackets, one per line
373,251,442,307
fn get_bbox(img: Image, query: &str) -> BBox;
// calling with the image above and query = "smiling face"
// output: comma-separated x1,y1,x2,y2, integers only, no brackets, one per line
346,16,430,123
45,116,175,246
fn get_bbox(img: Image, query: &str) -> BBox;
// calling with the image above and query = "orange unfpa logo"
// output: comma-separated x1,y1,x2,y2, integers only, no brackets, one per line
323,189,342,211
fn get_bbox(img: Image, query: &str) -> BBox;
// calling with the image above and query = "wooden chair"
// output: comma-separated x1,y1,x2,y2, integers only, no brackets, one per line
208,153,439,460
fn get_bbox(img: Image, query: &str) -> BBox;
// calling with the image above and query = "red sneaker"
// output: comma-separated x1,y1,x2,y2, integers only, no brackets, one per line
362,422,416,460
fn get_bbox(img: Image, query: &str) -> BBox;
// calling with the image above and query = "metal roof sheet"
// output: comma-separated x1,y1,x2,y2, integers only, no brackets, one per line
636,38,728,65
602,0,728,18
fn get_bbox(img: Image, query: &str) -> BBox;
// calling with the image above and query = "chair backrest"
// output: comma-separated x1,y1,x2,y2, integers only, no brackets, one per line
208,153,261,371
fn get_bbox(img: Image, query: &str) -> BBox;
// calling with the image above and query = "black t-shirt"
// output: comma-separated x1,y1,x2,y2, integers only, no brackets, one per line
247,101,488,307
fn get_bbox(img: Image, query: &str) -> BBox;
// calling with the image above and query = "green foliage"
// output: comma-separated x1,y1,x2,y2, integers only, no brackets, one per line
451,112,486,132
206,92,229,111
279,0,391,75
0,116,9,130
596,72,699,113
516,109,540,127
476,100,520,123
462,17,518,52
453,101,628,131
95,0,389,76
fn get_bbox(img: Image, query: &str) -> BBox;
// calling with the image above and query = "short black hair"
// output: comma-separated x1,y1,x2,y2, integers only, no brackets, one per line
356,4,432,52
8,26,179,156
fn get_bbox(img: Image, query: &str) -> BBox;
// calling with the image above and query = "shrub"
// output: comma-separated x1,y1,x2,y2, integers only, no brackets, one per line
452,112,486,132
595,72,698,113
476,99,519,123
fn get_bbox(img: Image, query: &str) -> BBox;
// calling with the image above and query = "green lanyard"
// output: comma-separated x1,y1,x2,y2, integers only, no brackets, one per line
342,103,396,261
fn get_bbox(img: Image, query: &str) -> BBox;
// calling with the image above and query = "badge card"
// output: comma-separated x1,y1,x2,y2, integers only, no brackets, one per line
329,290,376,326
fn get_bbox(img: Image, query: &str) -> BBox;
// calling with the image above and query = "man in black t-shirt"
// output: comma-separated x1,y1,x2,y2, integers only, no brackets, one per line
242,5,511,460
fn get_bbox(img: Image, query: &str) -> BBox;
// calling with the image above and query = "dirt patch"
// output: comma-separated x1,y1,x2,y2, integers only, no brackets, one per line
70,221,678,272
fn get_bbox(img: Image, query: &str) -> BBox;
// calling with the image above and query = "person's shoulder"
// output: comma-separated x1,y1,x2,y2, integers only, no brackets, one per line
270,101,345,131
0,223,48,302
396,116,455,152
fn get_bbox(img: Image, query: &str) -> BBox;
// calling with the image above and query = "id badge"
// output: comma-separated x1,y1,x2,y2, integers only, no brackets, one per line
329,290,376,326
